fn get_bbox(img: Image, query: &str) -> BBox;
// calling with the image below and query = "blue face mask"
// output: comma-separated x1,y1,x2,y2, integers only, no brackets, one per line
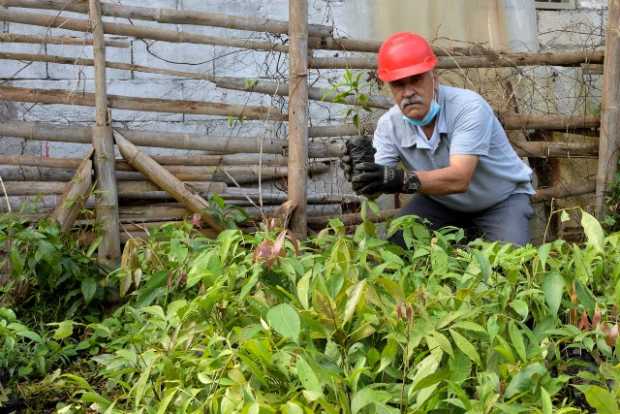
402,99,440,127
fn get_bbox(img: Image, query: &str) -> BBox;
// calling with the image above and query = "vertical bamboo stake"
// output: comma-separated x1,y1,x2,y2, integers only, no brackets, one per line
288,0,309,237
596,0,620,217
89,0,120,267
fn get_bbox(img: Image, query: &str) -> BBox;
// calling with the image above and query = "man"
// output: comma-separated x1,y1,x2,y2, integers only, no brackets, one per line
345,32,535,245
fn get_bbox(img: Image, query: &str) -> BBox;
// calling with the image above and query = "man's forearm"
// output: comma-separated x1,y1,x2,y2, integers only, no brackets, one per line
416,167,470,195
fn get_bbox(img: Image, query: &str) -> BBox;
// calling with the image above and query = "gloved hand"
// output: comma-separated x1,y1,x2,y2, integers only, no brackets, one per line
351,162,404,196
343,136,376,181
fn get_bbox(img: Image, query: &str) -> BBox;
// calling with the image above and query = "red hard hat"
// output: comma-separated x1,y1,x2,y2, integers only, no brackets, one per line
377,32,437,82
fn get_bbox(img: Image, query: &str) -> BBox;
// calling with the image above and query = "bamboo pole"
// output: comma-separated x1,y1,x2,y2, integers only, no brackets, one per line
49,151,93,232
0,51,216,80
0,85,286,121
0,50,390,109
308,113,600,137
89,0,120,267
0,33,129,47
0,0,333,37
1,181,359,205
211,76,392,109
308,49,605,70
0,123,599,160
532,181,596,202
113,130,224,233
287,0,309,237
2,180,224,196
0,84,599,127
0,163,329,183
0,154,288,169
0,8,290,53
596,0,620,217
117,202,342,222
0,121,344,158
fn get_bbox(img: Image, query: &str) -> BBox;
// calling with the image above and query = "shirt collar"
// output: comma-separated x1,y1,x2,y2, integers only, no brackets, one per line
400,86,447,152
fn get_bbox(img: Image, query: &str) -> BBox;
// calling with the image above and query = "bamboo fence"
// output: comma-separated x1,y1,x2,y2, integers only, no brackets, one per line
0,0,615,242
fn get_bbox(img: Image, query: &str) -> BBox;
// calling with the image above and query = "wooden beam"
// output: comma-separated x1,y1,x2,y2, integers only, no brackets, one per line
89,0,120,267
596,0,620,217
0,8,289,53
308,49,605,70
0,85,286,121
50,150,92,232
309,114,600,137
212,76,392,109
0,51,215,80
0,0,333,37
0,163,329,183
0,32,129,47
288,0,309,237
0,154,288,169
1,181,359,205
0,121,344,157
113,130,224,233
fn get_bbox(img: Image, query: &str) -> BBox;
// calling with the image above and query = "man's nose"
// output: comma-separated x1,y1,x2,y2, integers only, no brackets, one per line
402,82,417,97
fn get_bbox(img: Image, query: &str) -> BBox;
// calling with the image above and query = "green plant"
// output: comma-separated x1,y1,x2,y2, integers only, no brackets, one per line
323,69,374,128
2,206,619,413
0,216,106,322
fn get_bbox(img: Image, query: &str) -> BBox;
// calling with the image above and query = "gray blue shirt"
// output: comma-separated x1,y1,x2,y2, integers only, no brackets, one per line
373,85,535,212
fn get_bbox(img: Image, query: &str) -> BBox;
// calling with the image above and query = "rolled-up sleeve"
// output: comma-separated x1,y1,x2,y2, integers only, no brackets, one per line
449,102,494,157
373,117,400,167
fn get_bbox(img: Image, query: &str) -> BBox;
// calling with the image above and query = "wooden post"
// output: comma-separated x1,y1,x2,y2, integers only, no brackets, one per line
596,0,620,217
288,0,309,237
50,151,93,232
89,0,120,267
113,130,224,233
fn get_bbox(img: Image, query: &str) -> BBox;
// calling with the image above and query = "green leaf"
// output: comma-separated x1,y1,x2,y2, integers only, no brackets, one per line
428,330,454,357
379,339,398,373
560,210,570,222
473,249,492,281
53,320,74,340
297,272,311,310
581,210,605,252
508,321,527,363
505,363,547,399
267,303,300,343
582,385,619,414
133,359,154,409
296,356,322,398
487,315,500,341
156,388,178,414
283,402,304,414
538,243,552,271
575,280,596,316
541,387,553,414
431,244,449,274
351,387,391,414
81,278,97,304
543,272,565,316
453,321,486,334
510,299,529,321
449,329,481,365
343,280,366,326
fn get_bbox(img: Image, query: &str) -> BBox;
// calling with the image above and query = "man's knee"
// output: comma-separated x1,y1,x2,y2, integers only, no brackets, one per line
478,194,533,246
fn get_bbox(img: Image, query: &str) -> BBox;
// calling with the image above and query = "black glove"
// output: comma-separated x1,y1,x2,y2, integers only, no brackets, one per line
343,136,376,181
351,162,404,196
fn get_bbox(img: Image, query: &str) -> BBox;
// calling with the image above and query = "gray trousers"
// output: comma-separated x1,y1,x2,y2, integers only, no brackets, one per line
390,193,534,246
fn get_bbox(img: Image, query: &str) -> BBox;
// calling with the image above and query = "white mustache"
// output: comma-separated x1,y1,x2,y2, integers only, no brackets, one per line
400,97,424,108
